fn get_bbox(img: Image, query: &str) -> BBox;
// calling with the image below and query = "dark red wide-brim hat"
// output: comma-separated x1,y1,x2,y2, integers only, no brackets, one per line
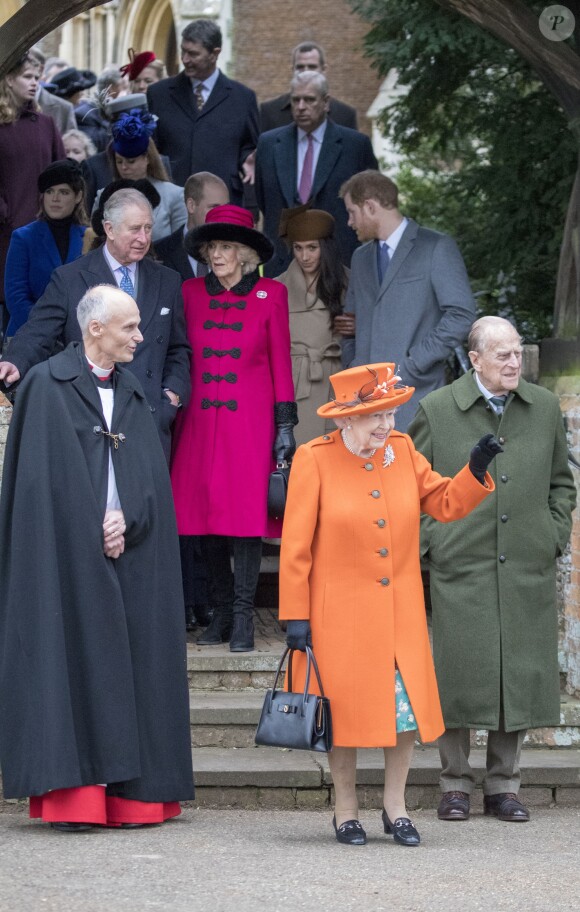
185,204,274,266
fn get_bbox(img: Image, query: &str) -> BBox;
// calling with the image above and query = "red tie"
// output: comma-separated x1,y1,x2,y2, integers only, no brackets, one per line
299,134,314,203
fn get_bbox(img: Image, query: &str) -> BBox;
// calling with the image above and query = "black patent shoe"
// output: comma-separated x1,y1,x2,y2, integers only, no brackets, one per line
50,822,94,832
382,809,420,846
332,816,367,846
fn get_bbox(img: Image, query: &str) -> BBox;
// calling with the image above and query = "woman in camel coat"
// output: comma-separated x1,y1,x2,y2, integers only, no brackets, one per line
279,362,500,846
275,207,348,444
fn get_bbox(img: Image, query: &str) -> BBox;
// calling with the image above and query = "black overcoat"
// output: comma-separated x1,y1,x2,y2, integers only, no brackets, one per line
0,344,194,801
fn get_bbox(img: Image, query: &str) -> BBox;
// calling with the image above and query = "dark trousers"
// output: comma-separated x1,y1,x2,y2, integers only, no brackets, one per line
179,536,209,618
205,535,262,617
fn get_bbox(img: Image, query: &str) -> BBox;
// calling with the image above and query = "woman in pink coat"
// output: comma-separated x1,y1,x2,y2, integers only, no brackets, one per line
170,205,296,652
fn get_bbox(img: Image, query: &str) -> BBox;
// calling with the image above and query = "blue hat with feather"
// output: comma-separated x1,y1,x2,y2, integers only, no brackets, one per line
111,109,156,158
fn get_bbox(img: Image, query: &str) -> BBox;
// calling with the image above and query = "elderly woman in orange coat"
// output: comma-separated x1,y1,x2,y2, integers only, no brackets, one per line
279,362,501,846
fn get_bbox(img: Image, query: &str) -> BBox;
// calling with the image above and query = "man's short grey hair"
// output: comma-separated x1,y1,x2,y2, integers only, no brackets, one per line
468,316,522,353
103,188,152,229
290,70,329,97
77,285,117,335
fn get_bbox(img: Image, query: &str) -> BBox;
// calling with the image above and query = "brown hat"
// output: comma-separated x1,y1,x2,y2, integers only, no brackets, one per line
278,204,335,245
317,363,415,419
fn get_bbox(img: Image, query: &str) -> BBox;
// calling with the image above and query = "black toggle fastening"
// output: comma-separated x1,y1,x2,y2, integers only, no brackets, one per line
203,320,243,331
202,372,238,384
201,398,238,411
203,347,241,359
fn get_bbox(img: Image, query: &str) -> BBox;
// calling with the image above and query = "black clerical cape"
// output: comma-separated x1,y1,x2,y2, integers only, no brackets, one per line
0,343,194,801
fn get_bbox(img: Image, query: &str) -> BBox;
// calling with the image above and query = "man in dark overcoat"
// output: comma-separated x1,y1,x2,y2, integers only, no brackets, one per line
408,316,576,823
147,19,258,198
0,285,194,831
255,71,378,277
0,187,190,461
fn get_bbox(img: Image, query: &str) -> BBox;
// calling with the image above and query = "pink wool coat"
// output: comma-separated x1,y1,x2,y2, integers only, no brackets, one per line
170,272,294,537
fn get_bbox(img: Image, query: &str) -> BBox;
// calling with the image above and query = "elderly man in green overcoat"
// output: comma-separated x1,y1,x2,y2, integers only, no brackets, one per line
408,316,576,823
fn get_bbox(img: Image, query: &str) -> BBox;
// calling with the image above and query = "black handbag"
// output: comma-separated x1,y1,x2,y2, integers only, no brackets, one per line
255,645,333,753
267,460,291,520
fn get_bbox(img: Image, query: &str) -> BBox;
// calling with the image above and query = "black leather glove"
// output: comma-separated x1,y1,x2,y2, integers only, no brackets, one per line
469,433,504,482
273,401,298,463
286,620,312,652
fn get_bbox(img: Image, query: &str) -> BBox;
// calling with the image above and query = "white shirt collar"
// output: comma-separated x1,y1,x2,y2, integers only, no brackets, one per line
297,119,328,144
103,245,137,281
193,68,220,95
381,217,408,254
474,372,509,405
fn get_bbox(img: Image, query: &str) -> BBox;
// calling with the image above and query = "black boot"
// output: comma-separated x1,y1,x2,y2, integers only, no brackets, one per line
197,606,232,645
197,535,234,645
229,537,262,653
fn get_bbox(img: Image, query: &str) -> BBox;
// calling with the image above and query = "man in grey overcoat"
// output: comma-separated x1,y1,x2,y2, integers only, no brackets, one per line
408,316,576,822
340,171,475,431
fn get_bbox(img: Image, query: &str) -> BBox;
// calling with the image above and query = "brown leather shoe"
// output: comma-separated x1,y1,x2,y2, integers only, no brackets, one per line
437,790,470,820
484,792,530,821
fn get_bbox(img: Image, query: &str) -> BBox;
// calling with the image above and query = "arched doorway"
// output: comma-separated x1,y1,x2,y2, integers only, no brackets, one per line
116,0,178,74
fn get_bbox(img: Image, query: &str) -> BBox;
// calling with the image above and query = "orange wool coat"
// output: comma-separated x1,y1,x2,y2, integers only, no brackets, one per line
279,429,494,747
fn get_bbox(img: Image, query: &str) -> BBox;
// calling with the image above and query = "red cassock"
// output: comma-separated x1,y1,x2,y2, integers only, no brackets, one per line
171,275,295,537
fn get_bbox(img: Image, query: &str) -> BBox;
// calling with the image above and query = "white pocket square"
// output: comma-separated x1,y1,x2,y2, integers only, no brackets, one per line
160,307,170,315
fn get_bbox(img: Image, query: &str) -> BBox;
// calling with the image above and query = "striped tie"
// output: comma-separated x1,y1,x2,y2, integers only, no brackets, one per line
489,395,507,414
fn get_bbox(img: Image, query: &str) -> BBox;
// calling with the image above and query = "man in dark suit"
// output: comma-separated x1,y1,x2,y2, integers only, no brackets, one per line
255,71,378,277
147,20,258,201
260,41,358,132
0,188,190,460
154,171,229,281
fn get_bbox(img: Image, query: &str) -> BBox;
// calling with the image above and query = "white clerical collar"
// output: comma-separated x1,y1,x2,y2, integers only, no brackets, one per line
297,120,327,144
85,354,114,379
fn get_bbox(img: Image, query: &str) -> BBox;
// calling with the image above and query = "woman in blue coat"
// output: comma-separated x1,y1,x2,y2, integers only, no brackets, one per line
5,159,87,337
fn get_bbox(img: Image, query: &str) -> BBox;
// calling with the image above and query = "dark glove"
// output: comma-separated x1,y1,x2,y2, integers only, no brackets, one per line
286,620,312,652
469,433,504,482
273,401,298,463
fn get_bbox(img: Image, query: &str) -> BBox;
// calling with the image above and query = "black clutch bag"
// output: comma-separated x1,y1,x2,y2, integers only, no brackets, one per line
255,645,333,753
267,460,291,520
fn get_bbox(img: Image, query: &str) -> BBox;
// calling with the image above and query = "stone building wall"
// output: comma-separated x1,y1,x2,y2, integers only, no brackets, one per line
230,0,381,134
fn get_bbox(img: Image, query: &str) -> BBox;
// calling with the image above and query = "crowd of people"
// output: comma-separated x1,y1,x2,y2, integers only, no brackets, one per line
0,20,576,844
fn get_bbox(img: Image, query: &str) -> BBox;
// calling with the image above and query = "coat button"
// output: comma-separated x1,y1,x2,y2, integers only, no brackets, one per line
371,490,380,498
378,548,388,557
499,554,506,562
379,577,390,586
501,474,508,483
377,519,386,528
501,514,508,523
499,436,505,445
365,463,374,471
323,435,330,440
156,335,164,343
146,369,153,378
150,406,156,413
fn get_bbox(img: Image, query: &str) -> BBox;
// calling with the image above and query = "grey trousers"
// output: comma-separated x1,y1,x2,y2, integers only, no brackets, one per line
438,725,527,796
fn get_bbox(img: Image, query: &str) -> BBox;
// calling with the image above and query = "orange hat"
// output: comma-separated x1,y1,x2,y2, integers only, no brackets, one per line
317,363,415,418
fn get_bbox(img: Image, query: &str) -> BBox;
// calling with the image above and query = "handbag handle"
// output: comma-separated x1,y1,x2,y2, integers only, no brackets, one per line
266,646,326,717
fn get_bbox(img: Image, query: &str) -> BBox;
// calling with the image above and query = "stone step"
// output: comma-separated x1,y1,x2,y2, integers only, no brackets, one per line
189,689,580,750
191,745,580,809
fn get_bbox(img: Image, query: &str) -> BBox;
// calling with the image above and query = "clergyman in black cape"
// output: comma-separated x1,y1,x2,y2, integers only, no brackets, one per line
0,284,194,831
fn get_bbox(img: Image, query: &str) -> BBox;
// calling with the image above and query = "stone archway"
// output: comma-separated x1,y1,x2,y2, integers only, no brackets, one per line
0,0,24,28
115,0,178,74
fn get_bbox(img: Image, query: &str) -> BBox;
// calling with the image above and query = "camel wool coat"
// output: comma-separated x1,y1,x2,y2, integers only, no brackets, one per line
279,429,494,747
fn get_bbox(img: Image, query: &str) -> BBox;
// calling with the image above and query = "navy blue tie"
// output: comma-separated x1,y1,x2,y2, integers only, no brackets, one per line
377,242,390,284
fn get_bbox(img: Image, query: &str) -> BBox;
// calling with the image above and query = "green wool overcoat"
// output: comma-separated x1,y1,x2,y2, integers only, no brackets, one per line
408,371,576,731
